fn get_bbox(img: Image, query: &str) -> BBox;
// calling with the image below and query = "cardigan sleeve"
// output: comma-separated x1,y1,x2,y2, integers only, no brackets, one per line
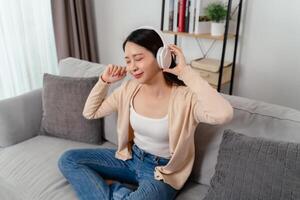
177,65,233,125
82,78,127,119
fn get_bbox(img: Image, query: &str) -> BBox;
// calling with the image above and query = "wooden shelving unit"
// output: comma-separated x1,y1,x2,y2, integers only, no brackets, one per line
163,31,236,40
160,0,243,95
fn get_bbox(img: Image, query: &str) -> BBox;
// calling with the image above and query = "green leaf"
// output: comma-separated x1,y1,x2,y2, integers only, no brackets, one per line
204,1,227,23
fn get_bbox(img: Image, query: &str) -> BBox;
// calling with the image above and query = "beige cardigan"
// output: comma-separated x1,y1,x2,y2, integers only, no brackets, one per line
82,65,233,190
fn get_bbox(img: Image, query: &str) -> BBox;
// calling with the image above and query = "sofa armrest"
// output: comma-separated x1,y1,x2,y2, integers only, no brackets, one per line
0,88,43,147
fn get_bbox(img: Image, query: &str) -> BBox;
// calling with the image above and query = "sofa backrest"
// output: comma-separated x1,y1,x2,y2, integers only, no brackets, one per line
58,57,300,186
192,94,300,186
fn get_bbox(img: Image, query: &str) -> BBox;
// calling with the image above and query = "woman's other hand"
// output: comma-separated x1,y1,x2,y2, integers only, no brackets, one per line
100,64,127,84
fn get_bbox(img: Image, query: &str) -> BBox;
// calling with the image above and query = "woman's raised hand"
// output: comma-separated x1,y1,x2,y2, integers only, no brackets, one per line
162,44,188,76
100,64,127,84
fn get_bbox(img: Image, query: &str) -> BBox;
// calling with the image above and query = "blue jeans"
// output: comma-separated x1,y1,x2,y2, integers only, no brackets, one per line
58,143,178,200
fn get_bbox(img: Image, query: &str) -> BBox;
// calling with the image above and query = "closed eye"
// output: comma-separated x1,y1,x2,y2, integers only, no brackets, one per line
125,57,143,64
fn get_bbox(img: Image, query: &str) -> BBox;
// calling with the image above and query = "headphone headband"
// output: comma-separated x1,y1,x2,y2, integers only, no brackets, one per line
133,26,168,47
131,25,171,69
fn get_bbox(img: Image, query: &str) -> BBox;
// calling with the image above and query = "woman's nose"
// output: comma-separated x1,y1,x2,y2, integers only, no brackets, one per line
127,62,137,72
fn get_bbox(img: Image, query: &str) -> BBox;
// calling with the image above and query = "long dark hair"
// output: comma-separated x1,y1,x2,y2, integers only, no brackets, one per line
122,28,186,86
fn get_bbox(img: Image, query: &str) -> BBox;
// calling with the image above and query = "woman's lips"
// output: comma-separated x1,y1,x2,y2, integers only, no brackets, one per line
133,72,143,79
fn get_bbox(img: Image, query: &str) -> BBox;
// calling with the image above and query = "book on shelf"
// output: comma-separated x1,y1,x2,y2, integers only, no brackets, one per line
164,0,208,34
173,0,179,32
184,0,190,32
178,0,186,32
194,0,205,34
188,0,196,33
191,57,232,73
163,0,174,31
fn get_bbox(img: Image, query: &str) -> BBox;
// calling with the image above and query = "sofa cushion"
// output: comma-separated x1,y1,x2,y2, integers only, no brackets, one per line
39,73,103,144
0,176,21,200
58,57,131,145
0,135,207,200
57,57,106,78
0,135,116,200
192,94,300,186
204,129,300,200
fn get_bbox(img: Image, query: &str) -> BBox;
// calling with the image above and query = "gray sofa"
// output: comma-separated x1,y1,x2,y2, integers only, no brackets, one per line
0,57,300,200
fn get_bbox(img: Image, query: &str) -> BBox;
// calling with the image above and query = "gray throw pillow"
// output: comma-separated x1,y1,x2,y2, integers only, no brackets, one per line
39,73,103,144
204,129,300,200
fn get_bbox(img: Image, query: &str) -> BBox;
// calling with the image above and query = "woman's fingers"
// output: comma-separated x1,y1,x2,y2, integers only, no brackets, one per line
106,64,127,77
168,46,178,55
169,45,186,63
121,67,127,75
102,64,127,83
107,64,113,75
168,44,182,53
168,44,184,59
112,65,127,77
117,67,126,76
114,67,122,75
110,65,116,74
112,65,120,76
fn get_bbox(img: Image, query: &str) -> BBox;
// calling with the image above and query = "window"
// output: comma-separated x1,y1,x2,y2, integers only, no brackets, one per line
0,0,58,100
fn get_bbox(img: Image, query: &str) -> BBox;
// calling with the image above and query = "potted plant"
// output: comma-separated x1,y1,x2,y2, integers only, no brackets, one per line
195,16,211,34
204,1,228,36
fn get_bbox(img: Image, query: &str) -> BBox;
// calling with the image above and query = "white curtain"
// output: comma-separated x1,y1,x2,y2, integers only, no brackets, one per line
0,0,58,100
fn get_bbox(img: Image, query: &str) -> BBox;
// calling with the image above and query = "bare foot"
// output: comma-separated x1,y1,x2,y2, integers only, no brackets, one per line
105,179,116,185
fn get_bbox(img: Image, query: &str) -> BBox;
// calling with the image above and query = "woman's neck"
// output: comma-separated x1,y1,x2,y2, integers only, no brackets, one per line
142,72,172,98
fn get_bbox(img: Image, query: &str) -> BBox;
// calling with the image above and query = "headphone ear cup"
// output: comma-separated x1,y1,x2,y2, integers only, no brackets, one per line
157,47,171,69
156,47,163,68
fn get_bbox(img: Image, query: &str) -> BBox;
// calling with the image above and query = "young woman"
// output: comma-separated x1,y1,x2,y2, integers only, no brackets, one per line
58,27,233,200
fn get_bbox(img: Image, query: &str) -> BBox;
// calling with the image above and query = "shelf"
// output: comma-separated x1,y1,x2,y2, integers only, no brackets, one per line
191,57,232,72
163,31,236,40
191,65,232,86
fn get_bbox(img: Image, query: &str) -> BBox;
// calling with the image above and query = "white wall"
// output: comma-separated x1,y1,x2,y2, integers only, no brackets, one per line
234,0,300,110
92,0,300,110
93,0,161,65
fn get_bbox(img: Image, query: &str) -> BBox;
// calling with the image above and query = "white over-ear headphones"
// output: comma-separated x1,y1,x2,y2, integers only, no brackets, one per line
133,26,172,69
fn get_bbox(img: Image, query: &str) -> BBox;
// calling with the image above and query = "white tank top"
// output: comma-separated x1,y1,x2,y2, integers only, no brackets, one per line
129,96,171,159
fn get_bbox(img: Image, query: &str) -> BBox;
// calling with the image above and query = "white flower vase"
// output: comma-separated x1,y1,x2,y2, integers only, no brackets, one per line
195,21,211,34
211,22,225,36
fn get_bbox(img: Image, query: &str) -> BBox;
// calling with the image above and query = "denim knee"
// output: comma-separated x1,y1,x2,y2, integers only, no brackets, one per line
58,149,78,171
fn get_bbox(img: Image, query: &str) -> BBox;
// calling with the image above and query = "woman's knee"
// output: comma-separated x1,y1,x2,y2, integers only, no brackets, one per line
58,149,81,171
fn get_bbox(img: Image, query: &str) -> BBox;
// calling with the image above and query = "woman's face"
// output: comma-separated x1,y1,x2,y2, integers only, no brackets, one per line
124,41,161,83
